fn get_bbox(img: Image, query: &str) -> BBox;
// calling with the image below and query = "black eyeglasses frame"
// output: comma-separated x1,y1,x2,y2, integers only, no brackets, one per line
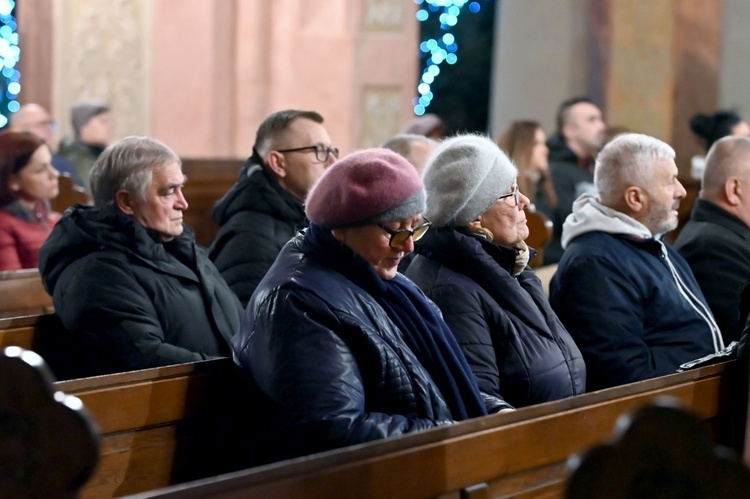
276,144,340,163
377,219,432,248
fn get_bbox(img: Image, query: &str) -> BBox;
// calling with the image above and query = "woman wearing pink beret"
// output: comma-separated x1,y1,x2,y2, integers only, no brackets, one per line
231,148,510,464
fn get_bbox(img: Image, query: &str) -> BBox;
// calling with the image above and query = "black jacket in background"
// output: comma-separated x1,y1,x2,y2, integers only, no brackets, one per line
39,205,243,378
209,157,308,307
406,228,586,407
674,199,750,343
546,133,595,264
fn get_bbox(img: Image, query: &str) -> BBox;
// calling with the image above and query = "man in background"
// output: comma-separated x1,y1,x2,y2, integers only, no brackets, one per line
545,97,606,263
209,109,337,306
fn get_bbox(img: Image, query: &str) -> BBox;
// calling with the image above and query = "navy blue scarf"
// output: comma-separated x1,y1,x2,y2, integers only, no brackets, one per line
302,224,487,420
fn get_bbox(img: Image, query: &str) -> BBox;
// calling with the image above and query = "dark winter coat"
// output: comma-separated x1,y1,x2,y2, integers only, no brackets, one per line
39,205,243,378
232,229,456,460
545,133,596,263
405,228,586,408
209,157,308,306
550,195,724,391
674,199,750,343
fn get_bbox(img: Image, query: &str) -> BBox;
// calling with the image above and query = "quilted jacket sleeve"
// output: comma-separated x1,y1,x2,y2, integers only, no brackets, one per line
239,289,451,448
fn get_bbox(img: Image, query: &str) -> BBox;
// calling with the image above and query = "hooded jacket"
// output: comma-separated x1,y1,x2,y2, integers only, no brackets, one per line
39,205,243,378
550,194,723,391
406,228,586,407
545,133,596,264
209,156,308,306
232,229,455,461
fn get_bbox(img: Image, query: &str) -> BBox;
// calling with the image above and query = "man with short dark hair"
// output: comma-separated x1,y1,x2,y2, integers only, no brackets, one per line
545,97,606,263
209,109,337,306
674,136,750,343
39,136,244,378
550,133,723,391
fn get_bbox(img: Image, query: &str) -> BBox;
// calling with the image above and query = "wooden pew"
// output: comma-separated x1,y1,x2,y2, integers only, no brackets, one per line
50,361,731,499
0,268,53,319
53,358,247,499
525,206,553,268
0,314,46,350
180,159,243,248
50,173,92,213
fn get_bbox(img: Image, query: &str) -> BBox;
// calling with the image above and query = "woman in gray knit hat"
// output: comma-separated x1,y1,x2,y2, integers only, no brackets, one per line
406,134,587,408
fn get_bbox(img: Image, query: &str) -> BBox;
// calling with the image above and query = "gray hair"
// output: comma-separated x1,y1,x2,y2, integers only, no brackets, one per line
381,134,438,159
702,136,750,195
253,109,324,158
90,136,181,207
595,133,675,201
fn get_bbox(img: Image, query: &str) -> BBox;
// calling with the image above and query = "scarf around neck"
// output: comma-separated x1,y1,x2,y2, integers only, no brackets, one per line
301,223,487,420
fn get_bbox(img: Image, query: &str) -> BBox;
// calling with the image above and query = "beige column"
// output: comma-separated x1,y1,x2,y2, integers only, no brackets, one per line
17,0,418,158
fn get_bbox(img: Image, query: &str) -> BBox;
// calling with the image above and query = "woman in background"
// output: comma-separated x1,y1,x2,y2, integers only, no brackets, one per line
0,131,61,270
690,110,750,179
497,120,556,216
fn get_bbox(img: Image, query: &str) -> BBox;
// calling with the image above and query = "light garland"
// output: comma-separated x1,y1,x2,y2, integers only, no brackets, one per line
0,0,18,128
413,0,485,116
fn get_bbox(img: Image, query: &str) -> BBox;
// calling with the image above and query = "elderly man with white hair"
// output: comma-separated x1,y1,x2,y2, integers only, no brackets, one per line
549,133,724,391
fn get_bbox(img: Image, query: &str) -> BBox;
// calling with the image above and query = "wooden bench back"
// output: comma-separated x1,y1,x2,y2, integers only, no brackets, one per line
0,269,53,319
49,173,92,213
54,358,248,498
100,362,732,499
525,205,553,268
181,158,243,248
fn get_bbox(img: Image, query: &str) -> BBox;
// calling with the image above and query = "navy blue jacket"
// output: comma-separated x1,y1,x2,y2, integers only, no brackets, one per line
550,231,722,391
232,231,454,460
406,228,586,407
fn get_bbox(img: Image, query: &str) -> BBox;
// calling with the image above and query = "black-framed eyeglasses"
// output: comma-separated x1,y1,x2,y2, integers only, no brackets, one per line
497,184,519,207
378,219,432,248
276,144,340,163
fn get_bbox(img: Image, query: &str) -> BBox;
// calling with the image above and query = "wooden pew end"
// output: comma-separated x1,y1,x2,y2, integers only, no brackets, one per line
0,346,99,497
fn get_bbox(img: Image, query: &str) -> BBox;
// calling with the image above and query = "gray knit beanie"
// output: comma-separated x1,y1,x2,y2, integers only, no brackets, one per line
423,134,517,227
71,100,110,137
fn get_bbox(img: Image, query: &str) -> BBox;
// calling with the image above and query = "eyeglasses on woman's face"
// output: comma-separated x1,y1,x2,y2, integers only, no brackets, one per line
497,184,519,207
276,143,340,163
377,218,432,248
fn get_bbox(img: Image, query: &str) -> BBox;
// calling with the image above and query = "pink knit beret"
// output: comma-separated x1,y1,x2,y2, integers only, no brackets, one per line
305,148,426,228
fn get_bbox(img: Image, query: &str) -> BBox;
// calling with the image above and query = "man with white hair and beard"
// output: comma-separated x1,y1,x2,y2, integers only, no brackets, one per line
549,133,724,391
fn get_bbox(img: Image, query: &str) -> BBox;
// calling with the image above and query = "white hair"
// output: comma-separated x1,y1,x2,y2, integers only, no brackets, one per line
594,133,675,201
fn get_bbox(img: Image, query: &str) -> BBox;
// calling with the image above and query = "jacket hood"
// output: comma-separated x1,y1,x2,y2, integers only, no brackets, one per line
561,194,653,248
212,155,305,226
39,204,193,293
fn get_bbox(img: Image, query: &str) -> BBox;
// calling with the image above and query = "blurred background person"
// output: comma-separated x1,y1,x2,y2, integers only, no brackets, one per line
497,120,556,217
0,131,61,270
690,110,750,180
401,113,446,141
8,103,84,187
58,100,113,189
381,133,439,176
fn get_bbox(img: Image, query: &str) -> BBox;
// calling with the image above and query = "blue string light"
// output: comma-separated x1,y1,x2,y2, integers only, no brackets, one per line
413,0,485,116
0,0,18,128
